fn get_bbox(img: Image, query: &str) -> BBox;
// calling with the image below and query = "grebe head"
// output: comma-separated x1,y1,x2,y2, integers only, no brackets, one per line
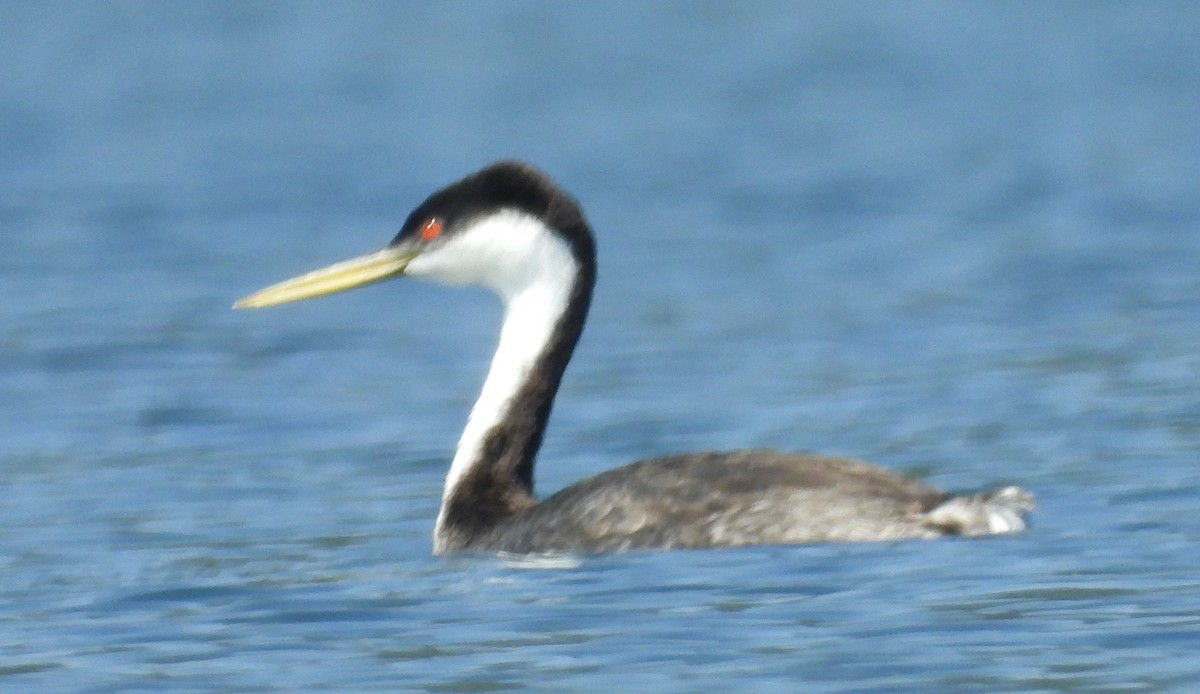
233,161,594,309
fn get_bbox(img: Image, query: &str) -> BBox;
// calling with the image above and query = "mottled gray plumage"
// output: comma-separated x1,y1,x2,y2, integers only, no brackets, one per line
465,450,1032,553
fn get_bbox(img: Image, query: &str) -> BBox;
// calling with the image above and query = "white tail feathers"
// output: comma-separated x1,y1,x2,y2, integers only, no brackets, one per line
923,486,1034,536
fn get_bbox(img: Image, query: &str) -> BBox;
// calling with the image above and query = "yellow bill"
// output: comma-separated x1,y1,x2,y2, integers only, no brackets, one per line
233,246,415,309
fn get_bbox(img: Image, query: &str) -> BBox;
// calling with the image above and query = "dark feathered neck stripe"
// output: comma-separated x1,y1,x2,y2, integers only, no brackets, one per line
434,177,597,552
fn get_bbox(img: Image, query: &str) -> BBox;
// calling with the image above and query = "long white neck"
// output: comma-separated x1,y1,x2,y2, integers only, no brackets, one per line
402,210,585,551
442,268,574,501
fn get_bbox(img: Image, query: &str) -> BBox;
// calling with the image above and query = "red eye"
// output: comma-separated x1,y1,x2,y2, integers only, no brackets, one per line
420,217,443,241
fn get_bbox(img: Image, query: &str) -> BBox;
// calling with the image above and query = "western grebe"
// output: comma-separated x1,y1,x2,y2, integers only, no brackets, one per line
234,161,1032,554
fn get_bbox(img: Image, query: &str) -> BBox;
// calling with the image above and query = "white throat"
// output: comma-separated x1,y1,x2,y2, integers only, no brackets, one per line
405,211,579,542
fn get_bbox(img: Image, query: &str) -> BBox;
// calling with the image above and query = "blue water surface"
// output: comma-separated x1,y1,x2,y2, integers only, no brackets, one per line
2,2,1199,692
